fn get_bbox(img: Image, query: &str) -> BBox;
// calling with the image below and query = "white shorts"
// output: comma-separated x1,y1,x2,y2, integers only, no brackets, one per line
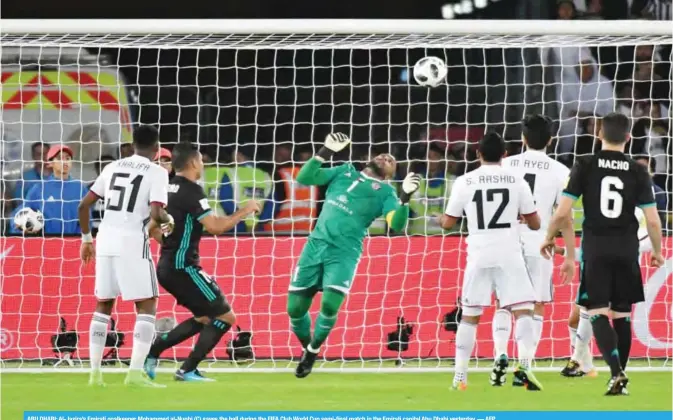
461,257,536,309
95,255,159,301
524,256,554,303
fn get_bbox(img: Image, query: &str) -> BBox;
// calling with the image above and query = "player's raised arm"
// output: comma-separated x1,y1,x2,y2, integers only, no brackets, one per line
296,133,352,186
383,172,421,232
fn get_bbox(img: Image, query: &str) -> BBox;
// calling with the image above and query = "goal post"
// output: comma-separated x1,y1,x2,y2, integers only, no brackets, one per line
0,19,671,374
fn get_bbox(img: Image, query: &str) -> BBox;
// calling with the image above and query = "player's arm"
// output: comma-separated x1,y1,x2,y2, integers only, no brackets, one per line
439,178,465,230
546,160,584,243
635,166,664,265
517,177,540,230
296,133,351,186
78,171,107,264
383,173,421,232
78,170,108,240
149,168,171,225
200,201,260,235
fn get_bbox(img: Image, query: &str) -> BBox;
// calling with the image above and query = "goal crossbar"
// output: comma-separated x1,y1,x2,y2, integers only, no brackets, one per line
2,19,672,36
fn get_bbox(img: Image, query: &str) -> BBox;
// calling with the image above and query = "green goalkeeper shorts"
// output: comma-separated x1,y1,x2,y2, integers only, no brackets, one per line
288,238,359,295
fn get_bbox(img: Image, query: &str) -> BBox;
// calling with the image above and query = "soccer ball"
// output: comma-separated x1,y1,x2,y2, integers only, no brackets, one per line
13,208,44,233
413,56,447,87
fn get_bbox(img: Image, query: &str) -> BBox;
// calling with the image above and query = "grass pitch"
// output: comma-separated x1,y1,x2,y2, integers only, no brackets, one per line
2,369,671,417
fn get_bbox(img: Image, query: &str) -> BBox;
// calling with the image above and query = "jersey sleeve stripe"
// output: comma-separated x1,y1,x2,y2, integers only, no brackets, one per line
638,202,656,209
150,201,166,207
562,192,579,200
197,209,212,221
521,211,537,217
87,190,102,200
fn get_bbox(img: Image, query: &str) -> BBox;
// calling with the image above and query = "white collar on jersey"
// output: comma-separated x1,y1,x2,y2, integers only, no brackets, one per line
131,154,151,162
359,170,387,183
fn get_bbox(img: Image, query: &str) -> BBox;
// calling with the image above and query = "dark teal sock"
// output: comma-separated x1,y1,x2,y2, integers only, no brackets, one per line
613,317,632,370
590,314,622,377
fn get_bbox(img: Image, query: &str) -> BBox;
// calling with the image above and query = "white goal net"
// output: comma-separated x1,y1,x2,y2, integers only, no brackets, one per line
0,19,671,373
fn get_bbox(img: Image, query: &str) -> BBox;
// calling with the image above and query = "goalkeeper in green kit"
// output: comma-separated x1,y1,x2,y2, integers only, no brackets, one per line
288,133,421,378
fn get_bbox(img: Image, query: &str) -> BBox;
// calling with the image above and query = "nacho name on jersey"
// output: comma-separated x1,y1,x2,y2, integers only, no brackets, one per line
465,174,516,185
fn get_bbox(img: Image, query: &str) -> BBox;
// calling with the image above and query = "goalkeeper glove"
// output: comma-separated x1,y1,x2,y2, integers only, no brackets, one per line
317,133,351,161
399,172,421,204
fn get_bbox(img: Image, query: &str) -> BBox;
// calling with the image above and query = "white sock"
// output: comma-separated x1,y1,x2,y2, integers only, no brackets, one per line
573,310,594,369
515,315,536,370
492,309,512,358
130,314,156,371
568,326,577,355
532,314,544,357
454,321,477,384
89,312,110,372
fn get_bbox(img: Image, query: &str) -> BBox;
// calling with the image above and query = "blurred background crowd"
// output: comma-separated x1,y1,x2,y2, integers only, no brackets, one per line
1,0,671,236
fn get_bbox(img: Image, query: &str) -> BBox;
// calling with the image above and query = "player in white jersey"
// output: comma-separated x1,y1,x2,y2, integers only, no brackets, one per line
490,115,576,386
439,132,544,391
78,125,173,387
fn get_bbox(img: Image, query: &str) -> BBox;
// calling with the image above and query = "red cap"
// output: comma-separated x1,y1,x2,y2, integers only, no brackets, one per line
47,145,74,161
155,147,172,161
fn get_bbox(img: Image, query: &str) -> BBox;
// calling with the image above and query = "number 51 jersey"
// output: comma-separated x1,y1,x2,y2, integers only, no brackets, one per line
444,164,537,266
90,154,169,257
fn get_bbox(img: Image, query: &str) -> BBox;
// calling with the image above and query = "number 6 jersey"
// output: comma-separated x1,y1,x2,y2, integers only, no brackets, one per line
90,154,169,257
444,164,537,265
563,150,655,259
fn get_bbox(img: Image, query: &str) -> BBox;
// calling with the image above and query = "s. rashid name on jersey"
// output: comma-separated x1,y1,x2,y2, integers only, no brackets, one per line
466,175,517,185
326,194,354,215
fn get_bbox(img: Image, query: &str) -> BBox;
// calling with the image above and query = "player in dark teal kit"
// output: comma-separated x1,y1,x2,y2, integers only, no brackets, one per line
288,133,421,378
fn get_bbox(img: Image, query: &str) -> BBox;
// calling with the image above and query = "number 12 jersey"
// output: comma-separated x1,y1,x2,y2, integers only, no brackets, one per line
444,164,537,265
91,154,169,257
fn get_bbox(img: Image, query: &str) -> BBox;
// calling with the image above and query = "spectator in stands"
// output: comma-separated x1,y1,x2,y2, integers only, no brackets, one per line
266,144,318,235
631,101,670,192
575,115,601,157
13,142,51,201
10,145,89,235
202,147,274,234
557,52,615,155
90,155,115,234
408,142,457,235
557,0,578,19
119,143,134,158
633,0,672,20
155,147,174,179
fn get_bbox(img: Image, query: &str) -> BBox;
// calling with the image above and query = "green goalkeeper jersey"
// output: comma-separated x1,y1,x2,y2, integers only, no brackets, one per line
297,158,405,256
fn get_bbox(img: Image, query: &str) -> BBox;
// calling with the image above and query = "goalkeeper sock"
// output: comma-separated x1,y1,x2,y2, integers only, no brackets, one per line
613,317,632,371
492,309,512,358
454,321,477,384
89,312,110,371
129,314,156,371
572,310,592,365
532,314,544,356
287,292,314,348
515,315,535,370
309,289,345,350
149,318,204,358
181,319,231,373
590,314,622,377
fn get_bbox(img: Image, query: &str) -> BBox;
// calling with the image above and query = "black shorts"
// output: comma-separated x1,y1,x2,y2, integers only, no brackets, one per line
577,255,644,311
157,263,231,318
